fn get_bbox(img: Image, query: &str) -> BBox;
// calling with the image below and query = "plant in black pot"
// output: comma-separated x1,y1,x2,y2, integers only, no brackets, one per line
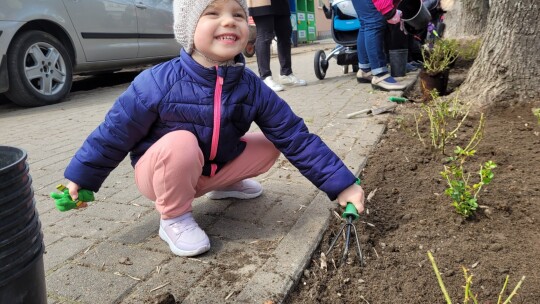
420,38,459,101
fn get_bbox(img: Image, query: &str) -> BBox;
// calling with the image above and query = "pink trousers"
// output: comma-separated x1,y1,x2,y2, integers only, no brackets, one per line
134,130,280,219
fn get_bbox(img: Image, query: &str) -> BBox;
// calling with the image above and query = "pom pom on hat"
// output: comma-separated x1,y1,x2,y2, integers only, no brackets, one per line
173,0,249,54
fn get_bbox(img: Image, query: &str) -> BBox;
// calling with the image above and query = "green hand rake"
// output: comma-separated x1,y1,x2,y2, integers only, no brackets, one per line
326,179,365,266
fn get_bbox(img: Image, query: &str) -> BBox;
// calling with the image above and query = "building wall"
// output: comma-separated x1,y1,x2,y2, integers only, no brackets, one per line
315,0,332,39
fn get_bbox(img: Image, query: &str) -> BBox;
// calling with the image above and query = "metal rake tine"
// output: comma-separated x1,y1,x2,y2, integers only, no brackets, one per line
326,222,347,256
351,224,365,266
342,220,353,263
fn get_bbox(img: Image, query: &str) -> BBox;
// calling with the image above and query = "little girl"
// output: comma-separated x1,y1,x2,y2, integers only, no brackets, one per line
63,0,365,257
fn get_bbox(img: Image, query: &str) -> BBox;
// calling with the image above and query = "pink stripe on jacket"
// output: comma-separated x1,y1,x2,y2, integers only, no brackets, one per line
373,0,400,15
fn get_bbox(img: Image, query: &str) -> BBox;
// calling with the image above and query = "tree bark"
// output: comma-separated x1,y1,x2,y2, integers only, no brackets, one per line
458,0,540,106
445,0,490,39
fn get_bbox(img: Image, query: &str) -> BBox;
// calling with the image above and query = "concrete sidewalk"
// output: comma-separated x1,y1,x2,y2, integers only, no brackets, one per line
0,40,418,303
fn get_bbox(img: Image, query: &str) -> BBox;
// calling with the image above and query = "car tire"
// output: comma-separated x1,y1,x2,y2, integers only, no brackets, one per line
5,30,73,107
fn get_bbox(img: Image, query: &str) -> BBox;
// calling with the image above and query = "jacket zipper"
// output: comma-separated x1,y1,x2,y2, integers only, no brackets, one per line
209,70,223,176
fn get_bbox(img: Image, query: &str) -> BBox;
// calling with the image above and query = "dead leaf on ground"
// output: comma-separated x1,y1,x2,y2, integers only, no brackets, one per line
367,188,378,203
320,252,328,272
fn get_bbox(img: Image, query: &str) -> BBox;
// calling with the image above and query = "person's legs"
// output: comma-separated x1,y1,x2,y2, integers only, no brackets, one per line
199,132,280,196
356,25,369,71
273,14,293,76
352,0,407,90
387,23,408,51
386,24,417,73
408,35,423,63
134,130,209,256
253,15,284,91
360,14,388,75
351,0,386,72
354,24,374,83
134,131,280,256
351,0,367,67
135,131,280,216
252,15,274,79
135,130,203,219
351,0,375,82
272,14,307,86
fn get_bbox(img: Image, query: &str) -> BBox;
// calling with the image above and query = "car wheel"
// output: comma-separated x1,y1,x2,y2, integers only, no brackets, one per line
5,30,73,107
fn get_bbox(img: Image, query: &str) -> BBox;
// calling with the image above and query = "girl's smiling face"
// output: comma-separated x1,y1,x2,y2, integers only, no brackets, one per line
192,0,249,67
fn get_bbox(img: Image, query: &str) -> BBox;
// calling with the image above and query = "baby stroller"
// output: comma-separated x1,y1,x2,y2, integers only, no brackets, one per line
314,0,360,80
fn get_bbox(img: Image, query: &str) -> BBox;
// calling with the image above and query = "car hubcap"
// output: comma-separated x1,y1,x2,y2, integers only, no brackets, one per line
24,42,67,96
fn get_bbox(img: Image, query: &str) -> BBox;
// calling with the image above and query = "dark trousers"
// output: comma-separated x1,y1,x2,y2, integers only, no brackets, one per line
386,24,422,62
252,14,293,78
386,24,407,51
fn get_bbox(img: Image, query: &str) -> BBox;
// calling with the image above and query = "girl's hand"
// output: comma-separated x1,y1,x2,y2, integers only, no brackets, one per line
387,9,402,24
337,183,365,214
66,181,81,201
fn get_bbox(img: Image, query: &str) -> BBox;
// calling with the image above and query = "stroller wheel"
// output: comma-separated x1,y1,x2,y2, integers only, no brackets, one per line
353,65,359,73
243,41,256,58
314,50,328,80
342,65,349,74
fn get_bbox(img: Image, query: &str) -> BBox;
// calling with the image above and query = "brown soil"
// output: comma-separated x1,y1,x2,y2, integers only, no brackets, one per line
286,60,540,303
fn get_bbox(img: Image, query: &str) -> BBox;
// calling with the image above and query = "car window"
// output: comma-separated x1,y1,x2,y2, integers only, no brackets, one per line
136,0,179,58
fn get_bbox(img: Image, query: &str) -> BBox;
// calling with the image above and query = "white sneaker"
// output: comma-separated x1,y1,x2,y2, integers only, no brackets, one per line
206,179,263,200
263,76,284,92
159,212,210,256
279,74,307,86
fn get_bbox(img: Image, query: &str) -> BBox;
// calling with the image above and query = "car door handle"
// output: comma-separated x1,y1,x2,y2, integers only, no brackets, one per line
135,2,147,9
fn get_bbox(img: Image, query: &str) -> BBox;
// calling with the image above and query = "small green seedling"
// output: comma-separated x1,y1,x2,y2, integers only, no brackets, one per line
422,38,459,75
533,108,540,125
427,251,526,304
441,156,496,217
440,113,496,218
415,93,471,154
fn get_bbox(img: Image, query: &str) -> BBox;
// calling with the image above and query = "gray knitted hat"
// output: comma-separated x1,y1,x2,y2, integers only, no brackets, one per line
173,0,249,54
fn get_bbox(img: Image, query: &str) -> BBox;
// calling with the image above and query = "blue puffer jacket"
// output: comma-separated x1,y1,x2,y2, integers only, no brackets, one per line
64,50,356,200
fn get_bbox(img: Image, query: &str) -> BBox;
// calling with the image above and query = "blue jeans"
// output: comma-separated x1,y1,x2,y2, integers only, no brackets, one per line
351,0,388,75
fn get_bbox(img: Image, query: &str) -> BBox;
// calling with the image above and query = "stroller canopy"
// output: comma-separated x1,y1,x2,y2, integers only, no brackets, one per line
331,0,358,19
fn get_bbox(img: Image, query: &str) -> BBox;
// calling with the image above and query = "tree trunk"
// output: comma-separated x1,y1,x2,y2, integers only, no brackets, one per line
458,0,540,106
445,0,490,39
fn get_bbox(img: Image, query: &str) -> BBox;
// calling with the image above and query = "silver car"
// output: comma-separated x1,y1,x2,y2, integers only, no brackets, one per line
0,0,179,107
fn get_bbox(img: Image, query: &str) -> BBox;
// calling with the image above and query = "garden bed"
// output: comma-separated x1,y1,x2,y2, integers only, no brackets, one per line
286,61,540,303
